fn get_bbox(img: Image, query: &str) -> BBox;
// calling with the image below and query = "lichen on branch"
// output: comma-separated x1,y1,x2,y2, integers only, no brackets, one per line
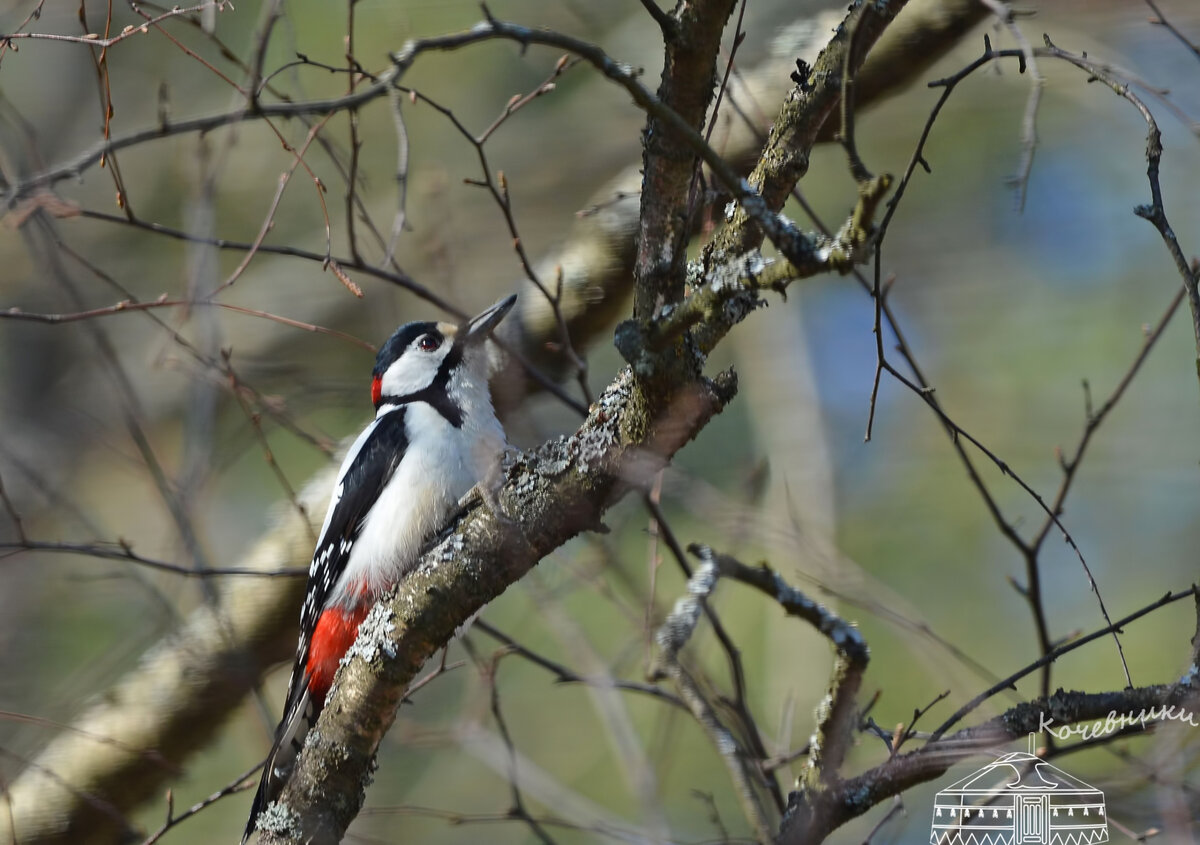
260,367,737,842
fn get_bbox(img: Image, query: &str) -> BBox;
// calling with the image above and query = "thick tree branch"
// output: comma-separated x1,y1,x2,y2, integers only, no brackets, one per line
499,0,986,405
632,0,737,320
705,0,907,265
261,368,739,843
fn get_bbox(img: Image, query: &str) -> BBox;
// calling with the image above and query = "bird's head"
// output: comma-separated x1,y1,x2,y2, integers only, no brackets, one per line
371,294,516,410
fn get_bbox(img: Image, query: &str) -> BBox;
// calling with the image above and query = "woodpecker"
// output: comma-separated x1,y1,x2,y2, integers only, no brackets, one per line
243,294,516,843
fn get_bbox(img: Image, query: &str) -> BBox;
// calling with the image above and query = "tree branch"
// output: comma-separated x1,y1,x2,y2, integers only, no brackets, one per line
778,611,1200,844
261,369,739,842
0,470,325,843
704,0,907,263
632,0,737,320
653,558,776,843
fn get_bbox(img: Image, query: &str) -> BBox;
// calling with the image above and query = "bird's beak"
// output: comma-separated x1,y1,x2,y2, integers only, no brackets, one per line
463,294,517,345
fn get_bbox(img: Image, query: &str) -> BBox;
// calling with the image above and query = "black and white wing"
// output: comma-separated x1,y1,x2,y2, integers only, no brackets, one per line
243,408,409,843
294,408,410,676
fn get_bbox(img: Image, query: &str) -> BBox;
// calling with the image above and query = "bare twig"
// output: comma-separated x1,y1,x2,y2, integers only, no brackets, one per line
50,235,339,458
646,498,784,810
892,690,951,757
0,469,27,543
382,84,410,266
978,0,1043,210
929,586,1198,741
466,645,558,845
866,36,1193,694
0,0,46,66
357,803,666,843
474,620,688,711
399,58,593,405
0,540,306,578
653,558,776,843
0,298,373,350
638,0,675,36
221,349,316,543
1144,0,1200,64
691,547,869,788
213,114,335,295
0,2,224,48
141,764,258,845
1029,284,1188,558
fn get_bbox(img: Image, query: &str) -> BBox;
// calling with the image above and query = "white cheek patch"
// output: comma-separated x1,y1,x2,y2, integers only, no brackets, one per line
380,344,450,396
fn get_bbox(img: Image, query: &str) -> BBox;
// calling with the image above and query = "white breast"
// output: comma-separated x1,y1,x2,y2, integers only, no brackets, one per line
329,400,504,607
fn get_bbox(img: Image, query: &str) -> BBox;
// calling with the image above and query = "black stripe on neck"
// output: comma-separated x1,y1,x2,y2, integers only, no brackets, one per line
376,341,465,428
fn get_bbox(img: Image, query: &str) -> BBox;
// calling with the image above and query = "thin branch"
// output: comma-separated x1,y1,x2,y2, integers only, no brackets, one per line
978,0,1043,210
246,0,283,109
358,803,682,844
692,547,869,787
25,213,218,591
1030,283,1188,558
0,0,46,66
879,352,1127,685
74,207,450,310
861,797,904,845
219,114,338,295
50,235,339,458
473,620,689,712
381,84,410,266
221,350,316,545
929,586,1198,741
0,469,28,543
0,298,374,350
652,558,776,844
637,0,675,36
70,209,589,414
892,690,951,757
0,710,173,769
0,745,135,835
141,764,257,845
866,37,1200,694
645,497,784,810
478,649,559,845
1144,0,1200,64
0,540,306,578
398,59,593,405
80,0,135,220
0,1,225,48
838,11,875,185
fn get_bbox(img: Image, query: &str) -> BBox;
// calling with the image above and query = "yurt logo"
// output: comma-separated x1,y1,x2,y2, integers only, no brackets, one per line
930,742,1108,845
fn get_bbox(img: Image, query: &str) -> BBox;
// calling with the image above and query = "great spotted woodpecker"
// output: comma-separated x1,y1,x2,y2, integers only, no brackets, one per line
243,295,516,842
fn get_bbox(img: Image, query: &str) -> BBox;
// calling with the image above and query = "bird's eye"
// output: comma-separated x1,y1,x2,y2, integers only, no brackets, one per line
418,334,442,352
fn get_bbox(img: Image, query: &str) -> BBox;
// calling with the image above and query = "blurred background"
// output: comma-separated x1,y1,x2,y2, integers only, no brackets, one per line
0,0,1198,842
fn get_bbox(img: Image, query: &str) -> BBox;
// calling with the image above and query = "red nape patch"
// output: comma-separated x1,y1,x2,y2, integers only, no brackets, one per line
371,375,382,406
306,603,371,706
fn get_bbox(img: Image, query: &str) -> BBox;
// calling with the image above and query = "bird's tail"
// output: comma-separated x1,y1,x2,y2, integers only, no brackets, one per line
242,688,316,844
